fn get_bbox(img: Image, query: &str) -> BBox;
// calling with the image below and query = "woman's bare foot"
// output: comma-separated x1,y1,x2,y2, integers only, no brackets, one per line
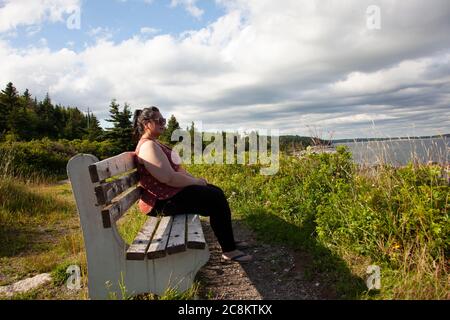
222,249,253,262
235,240,250,249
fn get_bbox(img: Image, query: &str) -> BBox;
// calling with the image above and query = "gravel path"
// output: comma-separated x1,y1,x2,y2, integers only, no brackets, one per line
196,219,332,300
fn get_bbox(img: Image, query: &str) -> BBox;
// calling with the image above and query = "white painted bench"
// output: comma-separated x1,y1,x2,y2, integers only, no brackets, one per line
67,152,210,300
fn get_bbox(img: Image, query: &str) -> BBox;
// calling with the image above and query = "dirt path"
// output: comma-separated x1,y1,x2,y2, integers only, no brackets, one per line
197,219,332,300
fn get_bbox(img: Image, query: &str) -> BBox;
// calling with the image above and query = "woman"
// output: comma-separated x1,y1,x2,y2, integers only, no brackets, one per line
133,106,252,262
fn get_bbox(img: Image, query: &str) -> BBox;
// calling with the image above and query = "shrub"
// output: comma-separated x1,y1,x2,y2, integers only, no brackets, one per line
0,138,118,182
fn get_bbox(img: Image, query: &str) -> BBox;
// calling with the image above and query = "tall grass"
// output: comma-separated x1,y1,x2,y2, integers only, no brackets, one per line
0,151,86,297
185,144,449,299
0,138,118,183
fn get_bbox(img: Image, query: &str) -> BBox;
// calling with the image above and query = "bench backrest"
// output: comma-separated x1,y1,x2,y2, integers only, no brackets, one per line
67,152,143,267
88,152,142,228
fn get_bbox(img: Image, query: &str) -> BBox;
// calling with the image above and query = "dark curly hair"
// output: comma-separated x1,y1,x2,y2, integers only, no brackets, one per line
132,106,160,141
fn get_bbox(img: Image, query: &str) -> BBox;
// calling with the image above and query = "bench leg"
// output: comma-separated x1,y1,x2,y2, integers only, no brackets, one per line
121,247,210,298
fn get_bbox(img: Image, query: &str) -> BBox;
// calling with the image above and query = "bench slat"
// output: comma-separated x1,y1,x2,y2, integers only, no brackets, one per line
126,216,159,260
166,215,186,254
101,186,142,228
147,216,173,259
89,152,136,183
94,171,139,205
187,214,206,249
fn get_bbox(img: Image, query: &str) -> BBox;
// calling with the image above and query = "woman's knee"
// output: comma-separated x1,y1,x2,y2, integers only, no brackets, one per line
207,184,225,195
185,184,227,204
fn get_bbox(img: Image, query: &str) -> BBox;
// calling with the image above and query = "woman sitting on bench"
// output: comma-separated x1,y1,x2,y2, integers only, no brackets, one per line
132,107,253,262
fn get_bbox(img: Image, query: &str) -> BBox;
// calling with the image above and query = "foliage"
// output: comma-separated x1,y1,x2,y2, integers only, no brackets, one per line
185,146,449,299
0,138,117,181
159,114,181,146
0,82,104,142
104,99,134,153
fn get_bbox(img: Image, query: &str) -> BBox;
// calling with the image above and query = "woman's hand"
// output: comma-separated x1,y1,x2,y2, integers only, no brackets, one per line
195,178,208,186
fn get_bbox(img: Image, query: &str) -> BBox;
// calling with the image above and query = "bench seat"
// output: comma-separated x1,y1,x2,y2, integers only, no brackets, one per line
126,214,206,260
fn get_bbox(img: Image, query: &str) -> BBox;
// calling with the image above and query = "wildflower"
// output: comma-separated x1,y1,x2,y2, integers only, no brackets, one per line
227,191,237,200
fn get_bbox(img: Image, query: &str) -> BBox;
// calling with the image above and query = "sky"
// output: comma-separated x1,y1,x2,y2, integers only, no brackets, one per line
0,0,449,139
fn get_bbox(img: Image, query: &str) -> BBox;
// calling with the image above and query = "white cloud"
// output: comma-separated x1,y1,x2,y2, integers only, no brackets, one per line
26,25,42,37
0,0,81,33
140,27,160,35
87,27,114,42
170,0,204,19
0,0,449,138
38,38,48,47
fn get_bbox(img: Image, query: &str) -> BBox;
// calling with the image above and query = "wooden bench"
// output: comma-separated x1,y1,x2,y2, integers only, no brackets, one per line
67,152,210,300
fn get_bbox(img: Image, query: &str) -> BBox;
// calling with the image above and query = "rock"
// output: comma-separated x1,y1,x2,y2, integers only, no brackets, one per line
0,273,52,298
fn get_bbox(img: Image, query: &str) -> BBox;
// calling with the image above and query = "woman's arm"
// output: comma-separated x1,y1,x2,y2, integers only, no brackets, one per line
139,140,206,187
177,165,194,177
178,166,208,185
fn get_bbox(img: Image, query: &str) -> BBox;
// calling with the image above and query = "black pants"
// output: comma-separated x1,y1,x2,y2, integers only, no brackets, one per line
149,184,237,252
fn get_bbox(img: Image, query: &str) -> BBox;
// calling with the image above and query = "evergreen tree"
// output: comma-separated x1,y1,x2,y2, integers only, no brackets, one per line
53,105,65,139
0,82,19,136
1,82,19,111
8,107,31,140
85,112,104,141
160,114,180,145
104,100,134,152
63,108,87,140
23,89,31,106
36,93,53,138
0,92,5,137
189,121,195,150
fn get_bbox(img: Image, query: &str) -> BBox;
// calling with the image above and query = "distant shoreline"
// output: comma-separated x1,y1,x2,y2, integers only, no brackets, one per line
333,134,449,144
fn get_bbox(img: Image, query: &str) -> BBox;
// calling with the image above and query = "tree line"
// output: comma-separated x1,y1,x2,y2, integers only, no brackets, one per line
0,81,319,154
0,82,181,152
0,82,103,142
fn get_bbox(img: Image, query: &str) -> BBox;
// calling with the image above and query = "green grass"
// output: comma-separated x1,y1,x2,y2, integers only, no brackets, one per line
0,174,88,298
110,281,202,300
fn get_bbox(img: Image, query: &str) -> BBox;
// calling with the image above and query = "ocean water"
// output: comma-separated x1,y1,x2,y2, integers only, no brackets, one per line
334,137,449,166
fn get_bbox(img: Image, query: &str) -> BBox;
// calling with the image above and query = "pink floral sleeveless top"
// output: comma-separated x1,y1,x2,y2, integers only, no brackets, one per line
134,138,182,214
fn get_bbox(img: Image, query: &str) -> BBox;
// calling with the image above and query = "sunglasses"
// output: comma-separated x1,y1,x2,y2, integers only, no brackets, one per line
151,117,166,126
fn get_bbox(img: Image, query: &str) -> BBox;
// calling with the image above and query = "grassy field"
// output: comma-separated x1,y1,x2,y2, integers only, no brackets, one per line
0,179,87,299
0,146,448,299
0,178,200,300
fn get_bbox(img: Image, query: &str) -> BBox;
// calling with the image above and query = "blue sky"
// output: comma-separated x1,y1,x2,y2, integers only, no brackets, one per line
7,0,225,52
1,0,449,138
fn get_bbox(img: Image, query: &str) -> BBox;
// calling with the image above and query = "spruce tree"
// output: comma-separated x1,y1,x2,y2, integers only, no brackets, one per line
104,100,134,152
160,114,180,145
0,90,6,137
23,89,31,105
85,112,104,141
63,108,87,140
1,82,19,111
7,103,30,140
0,82,19,136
